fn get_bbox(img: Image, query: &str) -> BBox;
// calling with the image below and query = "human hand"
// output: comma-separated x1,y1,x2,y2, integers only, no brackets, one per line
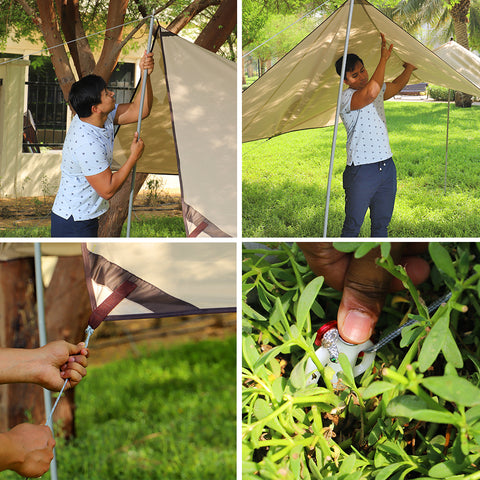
35,340,88,391
130,132,145,161
403,62,417,71
139,51,154,76
299,243,430,344
3,424,55,477
380,33,393,61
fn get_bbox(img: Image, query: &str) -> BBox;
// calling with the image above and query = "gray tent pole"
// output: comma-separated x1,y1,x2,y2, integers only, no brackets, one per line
34,243,58,480
126,11,155,237
444,90,451,195
323,0,355,237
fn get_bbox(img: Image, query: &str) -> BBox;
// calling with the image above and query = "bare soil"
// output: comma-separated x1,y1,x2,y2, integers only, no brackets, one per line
0,193,182,230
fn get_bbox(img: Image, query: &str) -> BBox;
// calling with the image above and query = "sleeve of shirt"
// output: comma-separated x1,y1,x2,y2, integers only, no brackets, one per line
78,141,111,177
341,88,355,114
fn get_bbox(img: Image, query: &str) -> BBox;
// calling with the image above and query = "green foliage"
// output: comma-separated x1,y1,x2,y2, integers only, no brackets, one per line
242,242,480,478
428,85,456,101
0,337,236,480
243,102,480,237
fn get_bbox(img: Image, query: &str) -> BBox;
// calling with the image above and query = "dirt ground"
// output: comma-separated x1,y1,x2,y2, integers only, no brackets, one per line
0,193,182,230
87,313,237,366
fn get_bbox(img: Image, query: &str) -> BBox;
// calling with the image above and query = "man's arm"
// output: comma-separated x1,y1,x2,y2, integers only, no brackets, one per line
0,424,55,477
86,132,144,200
0,341,88,391
384,63,417,100
350,33,392,111
114,52,154,125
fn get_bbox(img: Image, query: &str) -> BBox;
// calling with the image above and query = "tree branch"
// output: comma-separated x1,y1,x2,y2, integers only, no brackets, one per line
18,0,42,26
168,0,221,34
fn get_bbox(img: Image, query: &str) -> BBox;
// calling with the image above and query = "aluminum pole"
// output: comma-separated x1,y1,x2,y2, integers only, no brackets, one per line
34,243,58,480
444,90,451,195
126,11,156,237
323,0,355,237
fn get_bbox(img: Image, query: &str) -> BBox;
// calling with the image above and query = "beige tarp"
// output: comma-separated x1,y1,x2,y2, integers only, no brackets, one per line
434,40,480,89
114,28,237,237
83,242,236,320
243,0,480,143
0,242,236,319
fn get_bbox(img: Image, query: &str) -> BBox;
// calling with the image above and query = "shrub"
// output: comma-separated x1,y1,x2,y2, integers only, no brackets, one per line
428,85,455,101
242,242,480,479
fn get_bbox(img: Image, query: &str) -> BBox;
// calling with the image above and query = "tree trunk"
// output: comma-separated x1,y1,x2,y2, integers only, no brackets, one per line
93,0,130,81
99,0,237,237
0,259,44,432
195,0,236,52
168,0,221,34
36,0,76,100
451,0,472,107
57,0,96,78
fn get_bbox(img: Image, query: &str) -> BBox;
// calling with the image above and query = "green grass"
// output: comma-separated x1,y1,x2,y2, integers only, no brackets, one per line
0,216,185,238
242,101,480,237
0,336,236,480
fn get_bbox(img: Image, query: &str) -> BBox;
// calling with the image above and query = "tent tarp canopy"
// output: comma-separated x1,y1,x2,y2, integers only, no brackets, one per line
114,27,237,237
82,242,236,321
243,0,480,143
434,40,480,90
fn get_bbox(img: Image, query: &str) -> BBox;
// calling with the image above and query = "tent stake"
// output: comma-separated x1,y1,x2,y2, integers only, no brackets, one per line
444,89,451,195
323,0,355,237
33,244,58,480
126,10,156,237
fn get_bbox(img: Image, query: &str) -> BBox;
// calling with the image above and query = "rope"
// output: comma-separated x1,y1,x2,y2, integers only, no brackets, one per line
363,292,453,353
242,0,331,58
0,15,154,67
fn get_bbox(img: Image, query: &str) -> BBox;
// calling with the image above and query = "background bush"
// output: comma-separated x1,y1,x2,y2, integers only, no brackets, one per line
428,85,455,101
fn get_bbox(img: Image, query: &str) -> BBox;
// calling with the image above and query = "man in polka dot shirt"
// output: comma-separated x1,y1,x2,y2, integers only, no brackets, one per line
335,33,416,237
51,51,154,237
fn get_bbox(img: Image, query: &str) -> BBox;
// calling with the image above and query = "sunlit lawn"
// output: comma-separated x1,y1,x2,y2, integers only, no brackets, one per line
242,101,480,238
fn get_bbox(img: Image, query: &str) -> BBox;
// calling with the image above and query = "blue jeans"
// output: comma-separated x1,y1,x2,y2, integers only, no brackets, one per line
341,158,396,238
51,212,99,237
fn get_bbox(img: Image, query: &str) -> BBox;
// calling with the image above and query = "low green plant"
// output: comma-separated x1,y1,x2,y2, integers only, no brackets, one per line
428,85,455,101
242,242,480,479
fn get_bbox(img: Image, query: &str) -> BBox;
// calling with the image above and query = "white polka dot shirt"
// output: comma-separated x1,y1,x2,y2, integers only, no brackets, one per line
340,83,392,166
52,105,118,221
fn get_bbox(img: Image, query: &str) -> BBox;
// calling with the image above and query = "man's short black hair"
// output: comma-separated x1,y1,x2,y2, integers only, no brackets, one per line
69,74,107,117
335,54,364,79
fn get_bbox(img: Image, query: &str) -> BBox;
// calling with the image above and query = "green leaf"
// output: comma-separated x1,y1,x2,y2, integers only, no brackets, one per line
354,242,380,258
386,395,456,424
242,334,260,370
428,459,469,478
257,282,272,311
418,312,449,372
271,376,286,403
243,301,267,322
338,352,356,388
362,381,396,399
441,330,463,368
429,242,457,280
422,376,480,406
339,453,356,475
296,275,324,333
375,463,405,480
332,242,363,253
380,242,391,258
466,405,480,424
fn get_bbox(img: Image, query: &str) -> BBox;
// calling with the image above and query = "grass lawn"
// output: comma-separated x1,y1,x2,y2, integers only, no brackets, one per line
0,336,236,480
242,101,480,238
0,216,185,238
